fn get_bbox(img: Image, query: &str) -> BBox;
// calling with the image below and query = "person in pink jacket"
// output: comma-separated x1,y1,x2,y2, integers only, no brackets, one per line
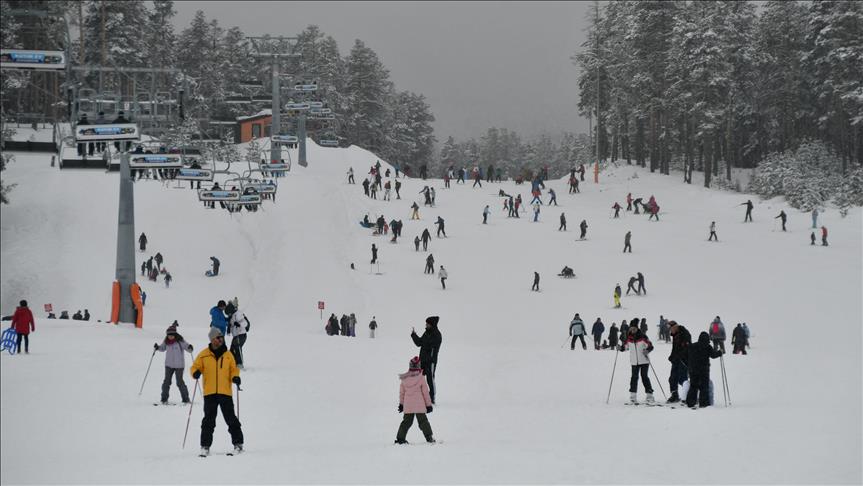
395,356,435,444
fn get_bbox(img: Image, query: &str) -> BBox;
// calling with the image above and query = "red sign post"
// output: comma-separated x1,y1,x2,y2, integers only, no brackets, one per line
44,303,53,313
318,301,325,319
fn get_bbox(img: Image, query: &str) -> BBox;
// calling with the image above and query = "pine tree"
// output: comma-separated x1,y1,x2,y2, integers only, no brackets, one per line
343,40,393,155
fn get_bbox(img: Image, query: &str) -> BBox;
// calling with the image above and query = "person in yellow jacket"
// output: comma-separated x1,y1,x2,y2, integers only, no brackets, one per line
190,327,244,456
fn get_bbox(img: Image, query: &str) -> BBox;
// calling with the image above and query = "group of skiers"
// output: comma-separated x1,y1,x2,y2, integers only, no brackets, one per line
138,233,173,287
742,202,830,246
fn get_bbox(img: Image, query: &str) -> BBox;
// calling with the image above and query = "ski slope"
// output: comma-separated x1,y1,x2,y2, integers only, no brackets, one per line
1,142,861,484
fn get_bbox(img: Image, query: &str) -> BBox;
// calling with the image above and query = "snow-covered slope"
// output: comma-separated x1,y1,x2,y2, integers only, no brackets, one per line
1,143,861,484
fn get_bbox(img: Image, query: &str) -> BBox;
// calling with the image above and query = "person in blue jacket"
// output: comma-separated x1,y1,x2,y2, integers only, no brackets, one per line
210,300,228,335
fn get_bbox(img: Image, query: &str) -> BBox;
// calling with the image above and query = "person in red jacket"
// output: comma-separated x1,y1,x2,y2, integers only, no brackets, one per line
10,300,35,354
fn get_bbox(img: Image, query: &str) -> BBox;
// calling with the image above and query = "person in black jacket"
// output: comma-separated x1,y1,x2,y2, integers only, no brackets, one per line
666,321,691,403
732,323,748,355
686,331,723,408
411,316,442,404
591,318,605,350
608,322,619,349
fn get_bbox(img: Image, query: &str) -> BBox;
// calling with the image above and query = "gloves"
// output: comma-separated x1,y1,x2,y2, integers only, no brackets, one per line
232,376,241,385
398,404,404,413
192,370,201,379
426,406,433,414
153,343,159,350
668,356,673,362
188,344,193,351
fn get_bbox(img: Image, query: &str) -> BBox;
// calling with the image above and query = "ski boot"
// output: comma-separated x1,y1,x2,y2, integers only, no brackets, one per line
199,447,210,457
629,392,637,404
394,439,409,445
426,436,436,444
645,393,655,405
233,444,244,454
666,392,680,404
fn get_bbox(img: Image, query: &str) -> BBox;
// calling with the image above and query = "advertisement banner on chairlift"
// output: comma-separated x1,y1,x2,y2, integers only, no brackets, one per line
129,154,183,169
198,189,240,201
75,124,140,142
235,194,262,205
175,168,214,181
247,182,277,194
272,135,299,144
1,49,66,70
261,162,290,173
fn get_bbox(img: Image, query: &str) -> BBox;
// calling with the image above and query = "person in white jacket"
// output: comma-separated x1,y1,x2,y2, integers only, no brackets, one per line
228,309,250,368
438,265,448,290
620,326,655,403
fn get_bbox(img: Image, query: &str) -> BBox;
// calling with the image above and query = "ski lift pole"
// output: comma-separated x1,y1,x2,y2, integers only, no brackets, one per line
138,348,157,396
182,378,200,449
605,347,621,404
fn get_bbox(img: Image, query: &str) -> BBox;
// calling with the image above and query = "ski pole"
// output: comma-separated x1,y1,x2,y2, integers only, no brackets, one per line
720,353,732,406
235,383,241,420
138,348,157,396
648,359,667,400
605,346,621,404
560,335,570,349
182,377,199,449
718,355,728,406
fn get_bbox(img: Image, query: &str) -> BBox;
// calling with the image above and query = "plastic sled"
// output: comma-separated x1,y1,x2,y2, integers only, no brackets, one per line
1,328,18,355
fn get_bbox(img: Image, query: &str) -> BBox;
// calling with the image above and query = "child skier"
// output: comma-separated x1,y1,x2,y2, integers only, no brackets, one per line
395,356,435,444
620,326,655,404
154,324,193,404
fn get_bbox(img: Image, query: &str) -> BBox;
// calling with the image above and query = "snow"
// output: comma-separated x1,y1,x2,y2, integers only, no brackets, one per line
5,123,55,143
1,143,861,484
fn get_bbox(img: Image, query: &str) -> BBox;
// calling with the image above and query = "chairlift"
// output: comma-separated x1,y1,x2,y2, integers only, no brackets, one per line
319,137,339,147
307,113,335,120
309,107,331,115
272,134,299,144
198,188,240,202
239,79,264,90
284,101,310,111
293,82,318,92
0,49,65,70
260,162,290,174
129,154,183,169
308,101,324,109
75,124,140,142
175,168,214,181
225,95,252,105
234,193,262,206
251,94,272,103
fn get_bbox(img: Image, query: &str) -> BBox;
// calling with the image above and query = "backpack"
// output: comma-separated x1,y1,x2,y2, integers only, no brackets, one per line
711,322,720,335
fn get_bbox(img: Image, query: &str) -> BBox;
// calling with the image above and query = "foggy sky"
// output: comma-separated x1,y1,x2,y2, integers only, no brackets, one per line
172,1,592,142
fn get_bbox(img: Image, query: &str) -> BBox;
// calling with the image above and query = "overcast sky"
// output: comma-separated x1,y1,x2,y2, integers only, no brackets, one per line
173,1,592,142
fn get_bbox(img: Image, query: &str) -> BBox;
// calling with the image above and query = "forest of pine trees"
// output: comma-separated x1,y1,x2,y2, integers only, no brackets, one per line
0,0,436,171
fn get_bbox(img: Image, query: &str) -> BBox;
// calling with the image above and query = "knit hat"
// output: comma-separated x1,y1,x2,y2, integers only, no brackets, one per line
19,300,27,307
409,356,421,370
425,316,439,327
208,327,223,340
166,325,178,336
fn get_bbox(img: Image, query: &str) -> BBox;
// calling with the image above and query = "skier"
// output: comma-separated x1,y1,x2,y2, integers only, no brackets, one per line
648,204,659,221
362,178,370,197
83,309,90,321
626,276,638,296
658,315,669,342
741,200,754,222
154,324,193,404
369,317,378,338
414,236,420,252
209,301,228,336
666,320,690,403
349,313,357,337
532,271,540,292
326,314,339,336
438,265,448,289
579,220,588,240
191,327,244,456
411,202,420,220
209,256,220,277
623,231,632,253
708,316,726,353
410,316,442,403
811,231,816,246
775,210,787,231
626,192,633,211
613,284,622,308
228,305,250,368
811,208,819,229
821,226,828,246
425,254,435,274
473,171,482,188
579,163,586,181
639,317,649,335
10,300,35,354
608,322,619,350
395,356,435,444
164,272,172,288
383,180,392,201
421,228,431,251
559,212,567,231
685,331,723,408
154,252,164,272
371,244,378,265
139,232,148,252
532,202,541,222
620,326,655,404
548,188,558,206
569,313,587,350
483,205,490,224
637,272,646,295
612,202,621,218
435,216,446,237
633,197,643,214
732,323,748,355
141,261,146,276
709,221,718,241
347,167,355,184
591,318,605,350
395,179,402,199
